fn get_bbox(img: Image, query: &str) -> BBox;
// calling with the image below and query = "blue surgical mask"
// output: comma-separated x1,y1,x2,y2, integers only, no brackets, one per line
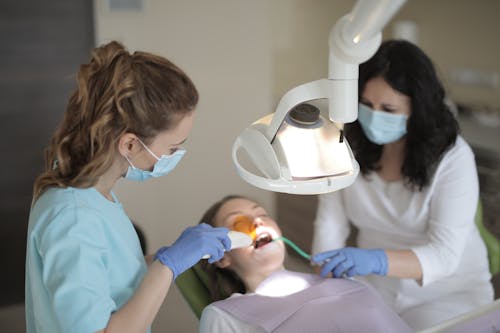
124,139,186,181
357,103,408,145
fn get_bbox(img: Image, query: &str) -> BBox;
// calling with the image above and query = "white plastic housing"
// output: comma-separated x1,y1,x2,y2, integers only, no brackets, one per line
232,87,360,195
328,0,406,123
232,0,405,195
202,231,253,259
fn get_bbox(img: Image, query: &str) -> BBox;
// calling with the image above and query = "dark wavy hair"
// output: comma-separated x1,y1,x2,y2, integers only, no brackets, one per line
198,195,248,302
345,39,458,190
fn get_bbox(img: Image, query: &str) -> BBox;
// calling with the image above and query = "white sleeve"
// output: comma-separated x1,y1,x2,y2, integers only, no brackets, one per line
199,304,264,333
311,190,350,255
411,138,479,286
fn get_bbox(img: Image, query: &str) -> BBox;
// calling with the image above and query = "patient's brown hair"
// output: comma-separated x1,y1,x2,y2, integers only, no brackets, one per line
198,195,249,302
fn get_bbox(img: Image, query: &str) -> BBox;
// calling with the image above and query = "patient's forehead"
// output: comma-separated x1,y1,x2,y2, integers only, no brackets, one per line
215,198,263,227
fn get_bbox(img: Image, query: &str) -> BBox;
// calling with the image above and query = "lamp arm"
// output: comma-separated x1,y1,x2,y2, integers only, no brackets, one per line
328,0,406,123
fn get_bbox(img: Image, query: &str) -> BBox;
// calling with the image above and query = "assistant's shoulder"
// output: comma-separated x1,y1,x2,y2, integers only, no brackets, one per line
33,187,94,212
29,187,104,244
31,187,97,225
443,135,474,161
431,135,477,185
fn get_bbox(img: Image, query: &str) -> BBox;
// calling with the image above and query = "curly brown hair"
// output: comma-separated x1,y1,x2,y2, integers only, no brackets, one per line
33,41,198,200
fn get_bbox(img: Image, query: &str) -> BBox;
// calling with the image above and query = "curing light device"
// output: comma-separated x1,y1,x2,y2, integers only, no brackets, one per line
202,231,253,259
232,0,406,194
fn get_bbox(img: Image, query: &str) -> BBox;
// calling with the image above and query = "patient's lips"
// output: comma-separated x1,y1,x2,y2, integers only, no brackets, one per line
254,232,273,249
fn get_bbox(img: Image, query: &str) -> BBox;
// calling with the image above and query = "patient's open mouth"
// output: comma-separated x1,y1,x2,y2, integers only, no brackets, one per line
254,232,273,249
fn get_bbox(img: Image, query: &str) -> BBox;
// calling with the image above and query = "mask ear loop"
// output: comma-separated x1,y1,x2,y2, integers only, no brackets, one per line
124,137,159,169
136,138,161,161
121,136,151,169
124,155,137,169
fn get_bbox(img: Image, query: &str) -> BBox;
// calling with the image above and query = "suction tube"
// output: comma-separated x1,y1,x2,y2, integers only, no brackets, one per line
273,236,311,260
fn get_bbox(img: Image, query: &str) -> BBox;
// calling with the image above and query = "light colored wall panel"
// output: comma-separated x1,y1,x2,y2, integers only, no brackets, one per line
94,1,274,331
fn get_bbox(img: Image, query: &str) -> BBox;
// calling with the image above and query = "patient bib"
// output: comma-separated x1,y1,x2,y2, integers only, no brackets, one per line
213,270,411,333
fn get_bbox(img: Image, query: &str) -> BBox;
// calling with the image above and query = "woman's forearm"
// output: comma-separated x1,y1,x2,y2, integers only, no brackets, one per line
386,249,423,280
97,260,173,333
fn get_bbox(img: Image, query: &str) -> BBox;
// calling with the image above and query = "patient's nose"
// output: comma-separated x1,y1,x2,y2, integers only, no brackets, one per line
253,217,265,227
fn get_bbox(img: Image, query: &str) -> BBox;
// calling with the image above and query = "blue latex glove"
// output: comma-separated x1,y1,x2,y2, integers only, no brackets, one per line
311,247,388,278
155,223,231,279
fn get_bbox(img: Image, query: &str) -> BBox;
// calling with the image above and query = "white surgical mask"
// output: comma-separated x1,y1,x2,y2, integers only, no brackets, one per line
124,139,186,181
357,103,408,145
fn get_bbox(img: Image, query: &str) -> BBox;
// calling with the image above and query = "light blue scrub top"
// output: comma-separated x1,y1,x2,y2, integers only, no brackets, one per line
25,187,149,333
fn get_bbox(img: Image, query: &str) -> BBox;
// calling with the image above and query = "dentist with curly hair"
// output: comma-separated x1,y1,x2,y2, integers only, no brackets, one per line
25,41,230,333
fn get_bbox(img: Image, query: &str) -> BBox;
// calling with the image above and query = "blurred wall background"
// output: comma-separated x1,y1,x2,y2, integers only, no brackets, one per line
93,1,275,331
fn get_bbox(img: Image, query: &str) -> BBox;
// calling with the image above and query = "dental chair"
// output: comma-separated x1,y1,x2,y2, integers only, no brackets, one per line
175,263,213,319
475,200,500,276
176,200,500,319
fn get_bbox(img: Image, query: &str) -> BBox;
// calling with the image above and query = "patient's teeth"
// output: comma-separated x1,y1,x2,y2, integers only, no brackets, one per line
254,232,273,249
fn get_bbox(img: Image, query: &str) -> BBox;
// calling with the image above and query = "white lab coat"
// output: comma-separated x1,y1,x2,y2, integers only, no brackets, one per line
312,136,494,331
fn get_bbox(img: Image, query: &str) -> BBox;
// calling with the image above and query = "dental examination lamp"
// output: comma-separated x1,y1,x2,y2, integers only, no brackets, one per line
232,0,406,194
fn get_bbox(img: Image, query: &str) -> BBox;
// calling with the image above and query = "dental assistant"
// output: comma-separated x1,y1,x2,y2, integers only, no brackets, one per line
311,40,494,331
25,41,230,333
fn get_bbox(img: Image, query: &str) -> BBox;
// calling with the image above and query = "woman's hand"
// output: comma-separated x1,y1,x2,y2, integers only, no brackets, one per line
312,247,388,278
154,223,231,279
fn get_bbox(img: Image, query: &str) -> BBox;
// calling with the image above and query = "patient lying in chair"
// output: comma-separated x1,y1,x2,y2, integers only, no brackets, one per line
198,195,412,333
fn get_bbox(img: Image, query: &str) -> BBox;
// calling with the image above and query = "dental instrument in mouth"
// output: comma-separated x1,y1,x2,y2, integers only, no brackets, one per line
228,215,313,259
202,230,253,259
213,215,352,279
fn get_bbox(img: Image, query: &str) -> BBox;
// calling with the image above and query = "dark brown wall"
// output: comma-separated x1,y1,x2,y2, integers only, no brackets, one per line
0,0,94,306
